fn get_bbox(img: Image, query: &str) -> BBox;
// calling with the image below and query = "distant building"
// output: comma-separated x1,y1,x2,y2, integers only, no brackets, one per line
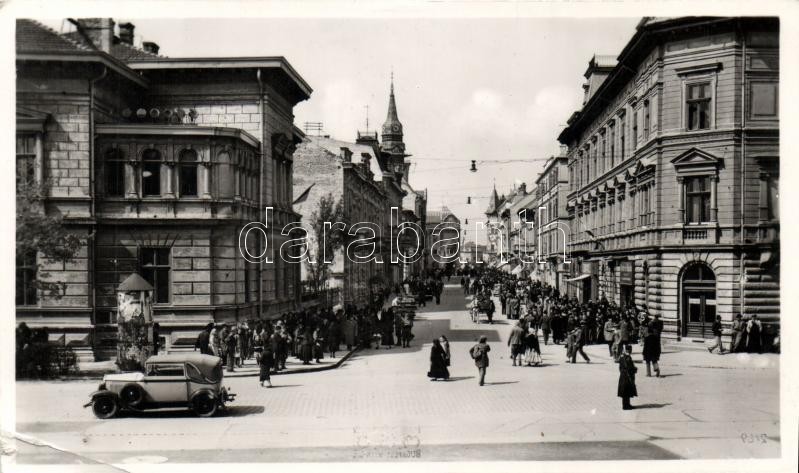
425,206,461,268
16,19,310,359
559,17,779,343
462,241,487,265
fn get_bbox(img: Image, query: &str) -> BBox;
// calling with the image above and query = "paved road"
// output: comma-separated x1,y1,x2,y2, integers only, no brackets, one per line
11,285,780,464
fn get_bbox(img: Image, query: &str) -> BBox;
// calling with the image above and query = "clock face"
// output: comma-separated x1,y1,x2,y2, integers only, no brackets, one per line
392,124,400,132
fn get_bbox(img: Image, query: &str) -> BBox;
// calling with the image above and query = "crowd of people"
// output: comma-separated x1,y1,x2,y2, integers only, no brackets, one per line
451,265,775,409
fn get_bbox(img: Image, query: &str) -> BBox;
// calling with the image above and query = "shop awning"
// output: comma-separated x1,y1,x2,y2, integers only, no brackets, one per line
564,274,591,282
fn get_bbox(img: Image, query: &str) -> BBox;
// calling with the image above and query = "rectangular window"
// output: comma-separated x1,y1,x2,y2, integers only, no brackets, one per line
140,247,170,303
686,176,711,223
106,160,125,197
687,83,711,130
643,100,650,138
619,115,626,161
768,176,779,221
16,134,36,185
600,135,606,174
179,163,198,196
16,250,37,306
609,124,616,167
632,110,638,150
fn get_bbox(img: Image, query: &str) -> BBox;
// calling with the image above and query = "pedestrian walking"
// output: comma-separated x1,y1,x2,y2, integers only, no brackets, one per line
603,318,615,357
707,315,725,354
618,345,638,410
523,328,542,366
255,344,273,388
427,339,450,381
569,324,591,364
541,313,551,345
508,320,525,366
643,326,661,377
470,335,491,386
224,325,238,372
440,335,451,366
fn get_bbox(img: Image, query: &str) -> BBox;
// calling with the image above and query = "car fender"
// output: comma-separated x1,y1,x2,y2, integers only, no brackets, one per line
84,390,118,408
189,388,217,403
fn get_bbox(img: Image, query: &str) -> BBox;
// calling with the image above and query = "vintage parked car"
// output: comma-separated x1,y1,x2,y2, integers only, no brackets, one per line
84,353,236,419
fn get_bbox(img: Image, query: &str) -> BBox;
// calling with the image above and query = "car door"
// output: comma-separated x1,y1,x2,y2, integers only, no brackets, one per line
143,363,189,403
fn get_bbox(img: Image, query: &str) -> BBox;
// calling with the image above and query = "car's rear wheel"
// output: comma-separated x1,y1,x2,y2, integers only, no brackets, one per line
191,392,217,417
120,384,144,408
92,396,118,419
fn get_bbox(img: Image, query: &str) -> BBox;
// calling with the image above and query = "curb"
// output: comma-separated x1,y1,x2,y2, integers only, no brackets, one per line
49,347,360,381
224,347,360,378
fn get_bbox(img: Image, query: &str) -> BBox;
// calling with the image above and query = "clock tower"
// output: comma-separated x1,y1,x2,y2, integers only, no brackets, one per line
381,75,409,176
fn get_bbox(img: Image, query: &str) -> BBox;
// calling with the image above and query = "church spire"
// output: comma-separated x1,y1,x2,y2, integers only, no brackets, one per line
382,72,403,143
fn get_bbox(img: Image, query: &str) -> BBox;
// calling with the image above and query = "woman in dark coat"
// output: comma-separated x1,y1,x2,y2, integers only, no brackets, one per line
255,344,273,388
427,339,450,380
618,344,638,410
439,335,451,366
642,326,661,377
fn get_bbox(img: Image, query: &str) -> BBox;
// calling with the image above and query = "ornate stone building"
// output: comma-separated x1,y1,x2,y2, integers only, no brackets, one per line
559,17,779,343
16,19,310,359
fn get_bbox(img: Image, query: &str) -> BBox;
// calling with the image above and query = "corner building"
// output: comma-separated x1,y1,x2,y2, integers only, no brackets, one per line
16,19,310,360
558,17,779,343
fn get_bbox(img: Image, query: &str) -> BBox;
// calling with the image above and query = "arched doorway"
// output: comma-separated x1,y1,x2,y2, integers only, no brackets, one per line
680,262,716,338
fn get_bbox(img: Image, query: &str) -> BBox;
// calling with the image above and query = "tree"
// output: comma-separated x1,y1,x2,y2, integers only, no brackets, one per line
16,181,83,299
305,193,345,292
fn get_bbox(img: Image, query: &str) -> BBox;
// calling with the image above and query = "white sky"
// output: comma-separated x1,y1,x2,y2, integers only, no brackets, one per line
37,17,640,242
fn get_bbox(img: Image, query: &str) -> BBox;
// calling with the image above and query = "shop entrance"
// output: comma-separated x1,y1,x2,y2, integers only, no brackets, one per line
680,262,717,338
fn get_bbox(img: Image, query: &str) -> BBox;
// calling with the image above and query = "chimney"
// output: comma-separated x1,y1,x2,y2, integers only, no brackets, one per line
340,147,352,163
142,41,160,55
118,22,135,45
519,182,527,194
77,18,115,53
360,153,371,171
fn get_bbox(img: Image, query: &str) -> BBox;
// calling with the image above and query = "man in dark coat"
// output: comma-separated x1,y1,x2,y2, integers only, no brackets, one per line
508,321,525,366
569,324,591,364
643,326,661,377
470,335,491,386
194,323,213,355
618,344,638,410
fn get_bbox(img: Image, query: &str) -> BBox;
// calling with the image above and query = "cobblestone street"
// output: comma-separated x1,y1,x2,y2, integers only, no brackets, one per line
12,285,779,464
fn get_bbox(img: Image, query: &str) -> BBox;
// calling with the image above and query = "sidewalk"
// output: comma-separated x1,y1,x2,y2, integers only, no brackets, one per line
74,347,358,379
483,295,778,372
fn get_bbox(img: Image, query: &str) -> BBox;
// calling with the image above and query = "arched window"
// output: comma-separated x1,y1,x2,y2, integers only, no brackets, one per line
216,151,234,198
141,149,161,196
105,148,125,197
178,149,198,197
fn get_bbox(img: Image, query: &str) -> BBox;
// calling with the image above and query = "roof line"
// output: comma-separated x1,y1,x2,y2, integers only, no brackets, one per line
126,56,312,98
16,51,148,88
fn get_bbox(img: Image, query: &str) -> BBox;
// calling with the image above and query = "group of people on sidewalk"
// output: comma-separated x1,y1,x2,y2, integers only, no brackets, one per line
707,313,767,355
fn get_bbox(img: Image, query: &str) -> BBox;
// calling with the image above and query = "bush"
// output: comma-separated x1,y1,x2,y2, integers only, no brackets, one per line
17,342,78,379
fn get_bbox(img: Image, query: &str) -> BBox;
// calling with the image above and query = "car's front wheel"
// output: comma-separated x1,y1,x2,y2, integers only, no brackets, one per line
92,396,119,419
191,392,217,417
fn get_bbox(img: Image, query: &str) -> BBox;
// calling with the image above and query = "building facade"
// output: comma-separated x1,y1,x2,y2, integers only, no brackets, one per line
559,17,779,343
293,136,392,305
16,19,310,360
532,153,571,292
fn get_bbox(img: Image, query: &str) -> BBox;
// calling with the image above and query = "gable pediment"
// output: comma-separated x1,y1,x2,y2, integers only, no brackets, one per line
671,148,721,176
